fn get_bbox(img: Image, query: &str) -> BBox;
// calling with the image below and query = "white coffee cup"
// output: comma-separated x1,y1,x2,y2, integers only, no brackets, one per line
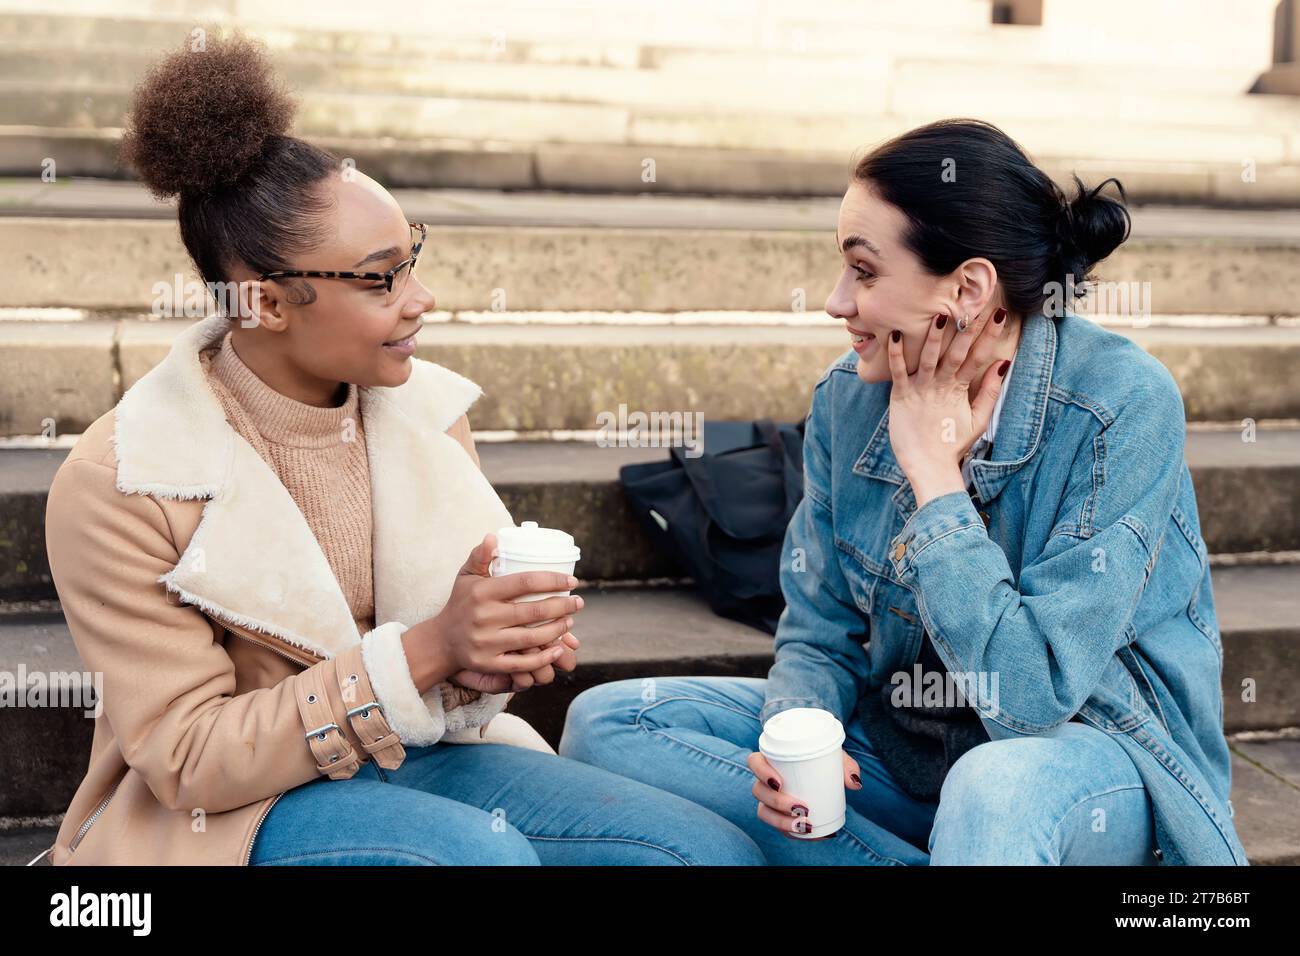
489,521,581,628
758,707,847,839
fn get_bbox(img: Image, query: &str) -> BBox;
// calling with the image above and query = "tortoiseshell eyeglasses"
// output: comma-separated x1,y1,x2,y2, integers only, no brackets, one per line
259,221,426,306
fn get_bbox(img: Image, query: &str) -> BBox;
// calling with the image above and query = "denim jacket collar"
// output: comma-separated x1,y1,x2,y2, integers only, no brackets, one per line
851,310,1057,516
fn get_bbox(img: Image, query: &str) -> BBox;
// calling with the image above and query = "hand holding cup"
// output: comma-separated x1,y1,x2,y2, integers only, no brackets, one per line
747,708,860,840
430,533,583,692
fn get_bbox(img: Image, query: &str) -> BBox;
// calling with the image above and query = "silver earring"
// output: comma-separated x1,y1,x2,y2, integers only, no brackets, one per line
955,312,970,332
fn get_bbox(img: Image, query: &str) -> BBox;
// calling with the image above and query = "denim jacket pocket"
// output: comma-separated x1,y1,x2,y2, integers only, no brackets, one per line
1168,501,1221,656
835,539,925,684
834,537,880,616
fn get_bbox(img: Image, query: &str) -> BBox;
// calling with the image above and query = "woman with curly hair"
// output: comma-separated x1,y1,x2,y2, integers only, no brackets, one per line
41,34,764,867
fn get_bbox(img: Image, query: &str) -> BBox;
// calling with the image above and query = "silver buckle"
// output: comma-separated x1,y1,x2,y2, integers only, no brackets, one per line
304,722,341,742
346,700,383,721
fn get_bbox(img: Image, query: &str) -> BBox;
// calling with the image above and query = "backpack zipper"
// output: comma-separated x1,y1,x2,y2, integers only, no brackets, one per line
68,778,122,852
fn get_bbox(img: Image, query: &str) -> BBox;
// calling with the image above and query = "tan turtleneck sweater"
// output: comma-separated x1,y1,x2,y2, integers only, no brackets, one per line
199,328,480,711
200,329,376,634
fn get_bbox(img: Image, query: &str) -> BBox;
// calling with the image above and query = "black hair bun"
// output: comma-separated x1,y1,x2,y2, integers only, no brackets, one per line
119,33,295,199
1057,174,1132,277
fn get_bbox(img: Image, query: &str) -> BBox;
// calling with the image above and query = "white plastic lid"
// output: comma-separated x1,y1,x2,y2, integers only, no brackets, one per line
758,708,846,762
495,521,581,563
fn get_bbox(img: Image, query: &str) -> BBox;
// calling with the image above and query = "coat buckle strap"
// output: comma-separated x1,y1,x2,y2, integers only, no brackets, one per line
296,666,363,780
342,692,407,770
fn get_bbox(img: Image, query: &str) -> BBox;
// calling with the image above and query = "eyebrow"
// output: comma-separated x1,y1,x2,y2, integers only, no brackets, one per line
351,245,401,269
836,232,882,257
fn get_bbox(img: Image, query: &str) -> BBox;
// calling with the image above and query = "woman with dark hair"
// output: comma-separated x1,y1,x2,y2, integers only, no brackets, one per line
561,119,1248,866
41,34,764,866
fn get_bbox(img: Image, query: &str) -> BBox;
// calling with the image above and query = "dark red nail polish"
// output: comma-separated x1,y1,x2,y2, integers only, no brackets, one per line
998,360,1010,377
768,777,780,791
851,773,862,786
935,314,946,329
793,804,809,817
994,308,1007,324
890,329,902,343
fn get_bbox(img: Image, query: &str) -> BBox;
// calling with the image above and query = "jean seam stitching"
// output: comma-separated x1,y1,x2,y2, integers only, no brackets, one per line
1045,784,1148,865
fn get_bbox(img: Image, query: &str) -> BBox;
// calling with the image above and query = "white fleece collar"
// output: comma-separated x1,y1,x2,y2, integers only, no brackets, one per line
109,314,514,663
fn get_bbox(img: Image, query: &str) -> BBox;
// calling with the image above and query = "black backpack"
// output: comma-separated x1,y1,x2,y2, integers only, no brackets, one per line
619,418,806,634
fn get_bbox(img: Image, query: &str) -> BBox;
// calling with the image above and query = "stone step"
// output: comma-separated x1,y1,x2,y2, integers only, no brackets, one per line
2,212,1299,314
1,571,1297,847
2,320,1298,441
6,126,1297,205
3,80,1295,168
9,180,1300,238
0,6,1272,91
3,43,1296,131
2,1,999,50
3,427,1298,600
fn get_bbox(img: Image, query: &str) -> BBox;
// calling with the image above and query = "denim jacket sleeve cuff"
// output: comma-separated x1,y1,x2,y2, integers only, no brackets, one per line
889,489,985,580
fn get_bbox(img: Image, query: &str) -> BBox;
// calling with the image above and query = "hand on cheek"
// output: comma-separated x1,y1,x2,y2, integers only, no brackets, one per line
884,308,1011,508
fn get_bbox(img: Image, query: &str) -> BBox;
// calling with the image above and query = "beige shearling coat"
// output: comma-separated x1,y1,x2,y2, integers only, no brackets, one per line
42,314,545,866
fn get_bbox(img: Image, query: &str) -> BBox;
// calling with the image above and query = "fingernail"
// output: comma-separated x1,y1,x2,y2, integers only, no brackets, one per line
851,773,862,786
566,617,574,628
993,308,1007,324
768,777,781,791
890,329,902,343
792,804,809,817
998,360,1010,377
568,576,578,587
935,314,946,329
574,596,585,609
795,820,810,834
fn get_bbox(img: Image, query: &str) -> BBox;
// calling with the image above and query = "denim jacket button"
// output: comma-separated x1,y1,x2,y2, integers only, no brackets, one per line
893,541,906,561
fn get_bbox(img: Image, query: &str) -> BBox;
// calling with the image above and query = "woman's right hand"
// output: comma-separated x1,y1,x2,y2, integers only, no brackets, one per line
747,749,864,838
409,534,583,686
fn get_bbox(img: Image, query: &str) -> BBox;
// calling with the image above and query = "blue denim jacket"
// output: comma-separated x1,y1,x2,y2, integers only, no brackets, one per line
763,309,1248,865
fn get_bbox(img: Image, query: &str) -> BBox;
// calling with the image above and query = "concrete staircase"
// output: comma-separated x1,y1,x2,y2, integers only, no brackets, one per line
1,1,1298,865
0,0,1296,202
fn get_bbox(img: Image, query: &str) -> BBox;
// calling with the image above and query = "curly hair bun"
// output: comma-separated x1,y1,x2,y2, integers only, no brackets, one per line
120,33,295,199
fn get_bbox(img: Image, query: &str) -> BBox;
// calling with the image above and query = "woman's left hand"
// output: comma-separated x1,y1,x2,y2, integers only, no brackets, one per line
450,631,580,694
885,306,1011,507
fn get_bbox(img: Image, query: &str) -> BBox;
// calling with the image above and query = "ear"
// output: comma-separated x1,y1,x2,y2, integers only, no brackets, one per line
235,278,289,332
942,257,999,323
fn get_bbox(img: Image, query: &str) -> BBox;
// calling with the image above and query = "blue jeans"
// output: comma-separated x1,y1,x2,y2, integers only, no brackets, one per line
250,737,765,865
559,676,1159,865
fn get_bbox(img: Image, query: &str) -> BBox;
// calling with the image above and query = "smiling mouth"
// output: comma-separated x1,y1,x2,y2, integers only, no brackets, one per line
383,325,422,347
847,326,876,345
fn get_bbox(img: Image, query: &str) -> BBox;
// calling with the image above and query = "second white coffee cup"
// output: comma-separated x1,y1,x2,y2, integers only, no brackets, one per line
489,521,582,627
758,707,847,839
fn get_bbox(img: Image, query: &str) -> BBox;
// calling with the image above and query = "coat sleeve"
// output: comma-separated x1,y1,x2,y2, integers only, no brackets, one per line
45,455,416,814
886,373,1188,735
